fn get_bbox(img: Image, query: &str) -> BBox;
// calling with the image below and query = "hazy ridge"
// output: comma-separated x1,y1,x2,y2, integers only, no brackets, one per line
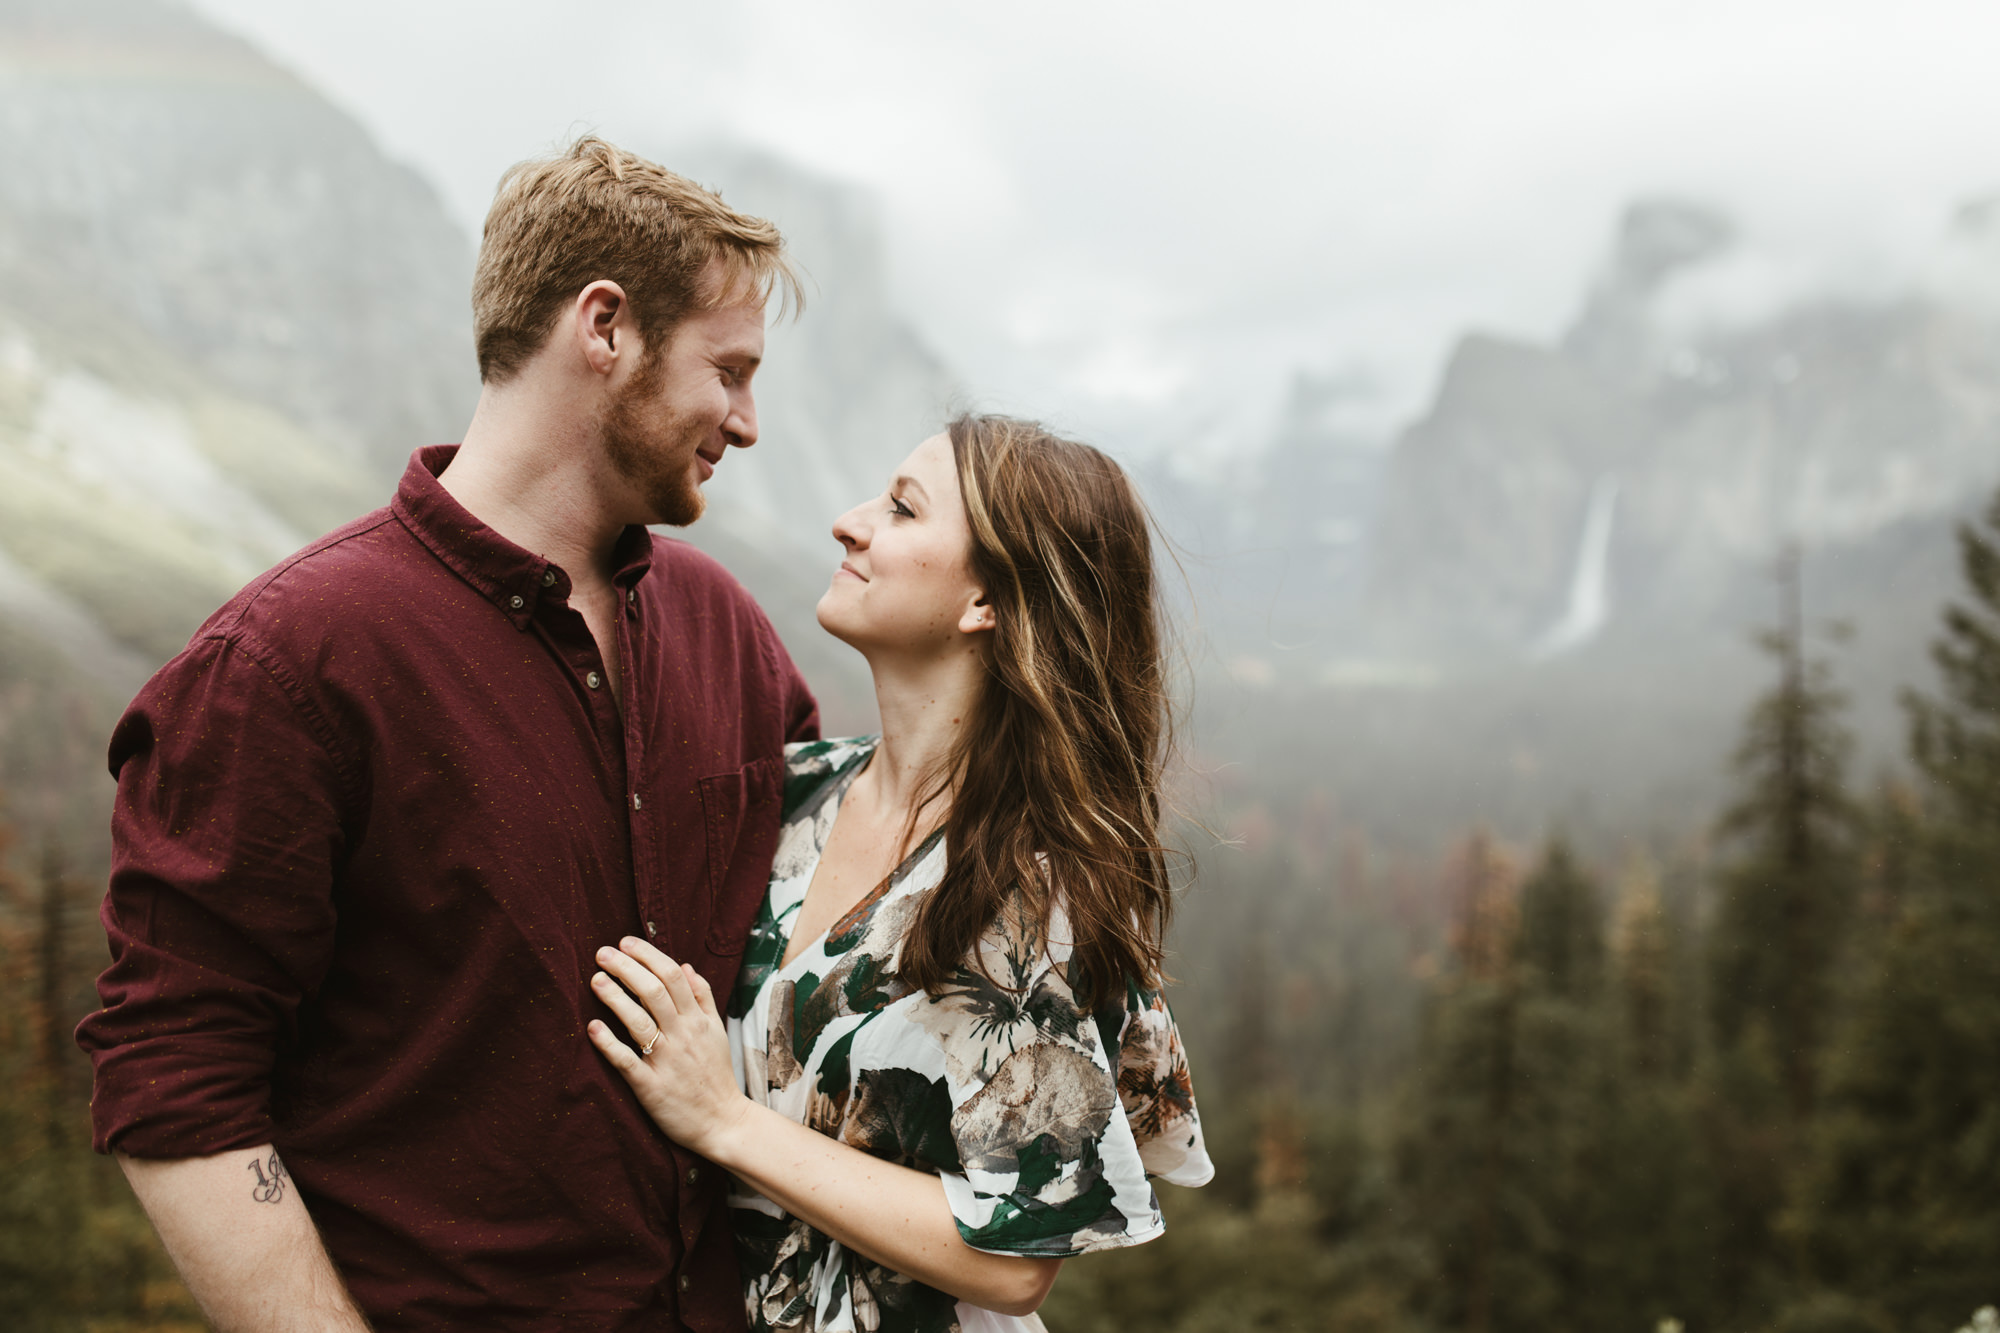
1153,199,2000,847
2,0,1995,859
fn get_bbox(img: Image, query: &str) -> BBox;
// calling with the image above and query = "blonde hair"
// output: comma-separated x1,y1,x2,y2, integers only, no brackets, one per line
471,136,803,383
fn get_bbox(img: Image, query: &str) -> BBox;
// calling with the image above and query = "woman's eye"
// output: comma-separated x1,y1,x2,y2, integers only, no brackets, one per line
891,498,915,519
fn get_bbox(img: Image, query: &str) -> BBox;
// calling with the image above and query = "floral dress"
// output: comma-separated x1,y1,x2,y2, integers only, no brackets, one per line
726,737,1213,1333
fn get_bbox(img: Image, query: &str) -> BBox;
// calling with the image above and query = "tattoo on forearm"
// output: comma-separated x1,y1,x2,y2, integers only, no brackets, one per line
248,1150,288,1205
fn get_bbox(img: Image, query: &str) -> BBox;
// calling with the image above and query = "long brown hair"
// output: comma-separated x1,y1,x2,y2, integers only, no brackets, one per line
897,414,1175,1010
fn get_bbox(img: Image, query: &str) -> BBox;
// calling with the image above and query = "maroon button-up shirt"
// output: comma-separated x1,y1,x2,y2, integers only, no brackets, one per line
77,446,819,1331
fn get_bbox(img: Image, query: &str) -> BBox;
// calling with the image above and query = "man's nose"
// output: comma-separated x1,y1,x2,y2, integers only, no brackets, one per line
725,389,758,449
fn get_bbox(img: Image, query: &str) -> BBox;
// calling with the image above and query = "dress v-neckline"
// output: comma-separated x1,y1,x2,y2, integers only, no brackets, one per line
776,756,942,973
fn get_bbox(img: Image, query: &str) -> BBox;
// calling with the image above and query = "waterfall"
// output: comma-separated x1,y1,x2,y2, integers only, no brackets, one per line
1528,474,1620,659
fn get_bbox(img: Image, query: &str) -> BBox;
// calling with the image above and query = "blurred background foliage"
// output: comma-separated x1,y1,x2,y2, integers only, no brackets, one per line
1,2,1997,1329
1043,501,2000,1332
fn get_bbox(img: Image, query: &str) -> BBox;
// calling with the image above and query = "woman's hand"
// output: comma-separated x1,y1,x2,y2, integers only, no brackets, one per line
592,936,1062,1314
587,937,750,1159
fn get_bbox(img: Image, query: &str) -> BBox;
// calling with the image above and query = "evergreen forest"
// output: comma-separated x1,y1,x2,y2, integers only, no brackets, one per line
1037,493,2000,1332
3,498,1996,1330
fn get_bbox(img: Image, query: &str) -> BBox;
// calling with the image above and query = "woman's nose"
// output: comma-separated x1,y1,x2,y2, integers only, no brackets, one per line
831,507,865,550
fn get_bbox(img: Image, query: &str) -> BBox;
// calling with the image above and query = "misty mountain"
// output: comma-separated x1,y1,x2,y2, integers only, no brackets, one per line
1363,198,2000,664
0,0,478,481
3,0,1994,856
0,0,467,817
0,0,956,803
1186,197,2000,844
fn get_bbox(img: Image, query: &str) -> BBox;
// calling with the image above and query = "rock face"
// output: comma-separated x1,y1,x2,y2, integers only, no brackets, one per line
1191,197,2000,842
0,0,479,482
1562,198,1737,382
1140,368,1386,682
1358,198,2000,666
1363,334,1643,658
0,307,378,672
0,0,470,814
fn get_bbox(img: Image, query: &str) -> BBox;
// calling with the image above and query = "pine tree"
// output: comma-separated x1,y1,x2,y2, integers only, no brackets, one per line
1908,487,2000,871
1515,838,1604,1003
1548,856,1719,1333
1402,834,1592,1333
1708,547,1856,1121
0,815,198,1331
1791,491,2000,1328
1412,840,1718,1332
1509,839,1611,1328
1612,859,1672,1081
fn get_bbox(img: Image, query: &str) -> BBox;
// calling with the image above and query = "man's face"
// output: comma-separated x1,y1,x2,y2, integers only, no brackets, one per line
600,283,766,527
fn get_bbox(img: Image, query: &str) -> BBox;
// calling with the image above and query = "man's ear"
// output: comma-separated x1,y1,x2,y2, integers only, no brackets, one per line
957,595,996,635
574,280,630,377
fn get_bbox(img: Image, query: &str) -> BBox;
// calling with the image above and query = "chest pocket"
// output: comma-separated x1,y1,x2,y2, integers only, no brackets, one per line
697,753,785,957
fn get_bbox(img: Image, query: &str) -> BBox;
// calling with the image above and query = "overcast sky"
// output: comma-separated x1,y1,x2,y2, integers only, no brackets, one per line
186,0,2000,458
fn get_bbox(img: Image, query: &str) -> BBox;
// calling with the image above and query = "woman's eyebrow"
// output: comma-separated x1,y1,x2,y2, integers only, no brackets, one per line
893,475,931,505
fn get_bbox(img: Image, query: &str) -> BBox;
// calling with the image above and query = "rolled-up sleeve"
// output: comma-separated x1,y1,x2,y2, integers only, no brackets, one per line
77,631,352,1158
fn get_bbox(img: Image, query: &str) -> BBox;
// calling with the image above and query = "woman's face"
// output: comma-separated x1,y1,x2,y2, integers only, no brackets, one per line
817,433,991,658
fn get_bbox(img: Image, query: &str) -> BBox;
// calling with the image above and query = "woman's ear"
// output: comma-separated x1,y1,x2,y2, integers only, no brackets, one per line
958,596,996,635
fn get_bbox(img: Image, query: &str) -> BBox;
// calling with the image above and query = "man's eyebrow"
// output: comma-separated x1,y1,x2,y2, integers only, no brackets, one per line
893,475,930,504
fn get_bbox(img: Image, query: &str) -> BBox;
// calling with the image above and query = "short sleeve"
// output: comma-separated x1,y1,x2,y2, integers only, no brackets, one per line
914,909,1186,1257
1112,985,1213,1187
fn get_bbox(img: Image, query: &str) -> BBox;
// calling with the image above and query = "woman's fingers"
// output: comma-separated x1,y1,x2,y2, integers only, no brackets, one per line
686,965,719,1019
617,936,702,1019
587,1018,647,1078
590,966,664,1049
596,943,680,1025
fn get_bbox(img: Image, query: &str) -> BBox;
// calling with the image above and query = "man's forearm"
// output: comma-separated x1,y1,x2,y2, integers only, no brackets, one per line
117,1145,372,1333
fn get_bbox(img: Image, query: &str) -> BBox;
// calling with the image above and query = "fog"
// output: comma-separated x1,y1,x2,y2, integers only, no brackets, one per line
5,4,2000,1328
186,0,2000,455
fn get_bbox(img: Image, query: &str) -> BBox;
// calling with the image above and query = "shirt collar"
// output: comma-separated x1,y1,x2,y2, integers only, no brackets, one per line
391,445,655,631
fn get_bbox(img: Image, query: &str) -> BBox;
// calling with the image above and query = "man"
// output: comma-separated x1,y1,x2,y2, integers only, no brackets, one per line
76,137,817,1332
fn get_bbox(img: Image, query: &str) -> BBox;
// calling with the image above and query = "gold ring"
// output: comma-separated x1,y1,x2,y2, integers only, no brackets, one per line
641,1029,661,1056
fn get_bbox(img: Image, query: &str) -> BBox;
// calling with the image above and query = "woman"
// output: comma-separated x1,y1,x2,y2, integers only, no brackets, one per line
586,414,1211,1332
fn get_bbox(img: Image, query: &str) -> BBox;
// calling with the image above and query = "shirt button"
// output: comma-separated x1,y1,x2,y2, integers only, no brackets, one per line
632,793,643,810
508,595,524,610
586,671,602,690
541,568,557,587
677,1273,691,1294
626,588,638,605
686,1166,701,1186
645,920,657,936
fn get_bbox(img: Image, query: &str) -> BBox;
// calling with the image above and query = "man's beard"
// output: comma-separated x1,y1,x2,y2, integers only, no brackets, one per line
601,354,708,528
